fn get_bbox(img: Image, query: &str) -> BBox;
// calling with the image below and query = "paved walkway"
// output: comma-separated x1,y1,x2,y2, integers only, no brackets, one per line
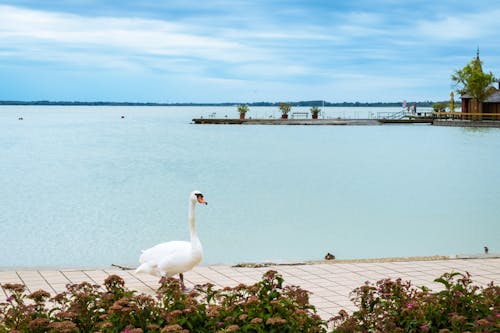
1,258,499,320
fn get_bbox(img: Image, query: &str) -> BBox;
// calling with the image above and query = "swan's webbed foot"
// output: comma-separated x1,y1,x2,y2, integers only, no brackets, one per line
157,272,188,291
182,286,193,294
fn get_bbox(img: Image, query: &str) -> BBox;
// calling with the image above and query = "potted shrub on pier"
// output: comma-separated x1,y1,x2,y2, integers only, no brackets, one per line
432,102,447,117
310,106,321,119
279,102,291,119
237,104,249,119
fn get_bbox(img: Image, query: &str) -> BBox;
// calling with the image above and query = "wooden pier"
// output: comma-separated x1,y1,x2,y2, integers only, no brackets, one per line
433,119,500,128
192,112,500,127
192,118,431,125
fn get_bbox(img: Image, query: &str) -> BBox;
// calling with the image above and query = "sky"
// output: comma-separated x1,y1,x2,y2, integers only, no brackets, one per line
1,0,499,103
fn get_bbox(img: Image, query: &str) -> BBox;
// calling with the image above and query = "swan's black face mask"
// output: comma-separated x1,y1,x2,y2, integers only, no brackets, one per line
195,193,208,205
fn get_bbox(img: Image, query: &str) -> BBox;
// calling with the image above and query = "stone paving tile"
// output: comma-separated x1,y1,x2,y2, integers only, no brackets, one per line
0,272,23,287
60,271,92,284
50,283,70,294
134,274,159,284
1,258,498,320
39,271,70,286
16,271,43,283
25,283,53,294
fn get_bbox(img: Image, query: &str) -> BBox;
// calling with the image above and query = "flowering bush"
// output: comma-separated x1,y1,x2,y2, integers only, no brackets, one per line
330,272,499,333
2,270,497,332
0,270,326,332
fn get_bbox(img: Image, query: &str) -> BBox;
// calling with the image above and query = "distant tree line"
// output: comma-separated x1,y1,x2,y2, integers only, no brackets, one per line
0,100,446,107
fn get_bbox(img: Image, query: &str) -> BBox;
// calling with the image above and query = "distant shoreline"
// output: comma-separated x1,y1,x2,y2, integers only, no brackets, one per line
0,100,441,107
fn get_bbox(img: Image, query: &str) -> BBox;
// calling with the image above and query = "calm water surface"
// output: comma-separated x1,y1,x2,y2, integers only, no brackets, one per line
1,106,499,267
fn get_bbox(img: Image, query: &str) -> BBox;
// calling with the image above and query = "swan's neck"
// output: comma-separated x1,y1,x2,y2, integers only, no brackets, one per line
188,200,203,259
188,202,198,240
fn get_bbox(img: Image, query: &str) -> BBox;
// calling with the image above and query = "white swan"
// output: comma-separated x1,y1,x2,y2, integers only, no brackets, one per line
135,190,207,288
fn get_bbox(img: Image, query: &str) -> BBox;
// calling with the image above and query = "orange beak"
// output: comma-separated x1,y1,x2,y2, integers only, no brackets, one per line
197,196,207,205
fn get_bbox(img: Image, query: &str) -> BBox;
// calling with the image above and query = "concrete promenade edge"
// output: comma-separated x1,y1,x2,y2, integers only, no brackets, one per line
1,258,499,320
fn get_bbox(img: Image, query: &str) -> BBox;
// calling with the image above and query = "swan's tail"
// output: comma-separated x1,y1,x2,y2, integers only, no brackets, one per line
135,262,157,275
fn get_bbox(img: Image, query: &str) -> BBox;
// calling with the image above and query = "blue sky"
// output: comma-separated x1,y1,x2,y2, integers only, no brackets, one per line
1,0,499,103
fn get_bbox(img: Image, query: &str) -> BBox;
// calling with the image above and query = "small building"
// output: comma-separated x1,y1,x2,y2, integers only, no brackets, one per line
460,50,500,120
461,82,500,120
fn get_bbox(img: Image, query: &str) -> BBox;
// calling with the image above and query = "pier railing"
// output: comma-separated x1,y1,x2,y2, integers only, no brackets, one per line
376,110,434,120
376,110,408,120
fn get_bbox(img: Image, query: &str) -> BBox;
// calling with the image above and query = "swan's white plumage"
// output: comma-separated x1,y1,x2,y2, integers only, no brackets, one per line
136,241,202,277
135,191,206,280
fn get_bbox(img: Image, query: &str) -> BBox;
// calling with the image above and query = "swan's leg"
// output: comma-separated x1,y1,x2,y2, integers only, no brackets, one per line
179,273,186,290
179,273,193,293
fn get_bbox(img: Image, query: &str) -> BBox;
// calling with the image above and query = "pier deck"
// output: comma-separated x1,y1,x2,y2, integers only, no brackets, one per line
192,118,382,125
193,117,500,127
192,116,500,128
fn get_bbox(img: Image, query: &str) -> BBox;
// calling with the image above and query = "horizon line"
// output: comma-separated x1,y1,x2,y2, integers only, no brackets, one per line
0,100,451,106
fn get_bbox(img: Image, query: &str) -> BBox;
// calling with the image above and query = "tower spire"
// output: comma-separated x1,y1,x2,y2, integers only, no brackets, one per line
473,46,483,72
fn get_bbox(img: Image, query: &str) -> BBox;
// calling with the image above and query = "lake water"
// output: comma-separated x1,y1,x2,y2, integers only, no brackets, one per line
1,106,499,268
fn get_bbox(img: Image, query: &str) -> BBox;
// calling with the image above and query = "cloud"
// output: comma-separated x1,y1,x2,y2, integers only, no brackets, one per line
415,9,500,41
0,5,264,70
1,2,499,102
1,3,349,84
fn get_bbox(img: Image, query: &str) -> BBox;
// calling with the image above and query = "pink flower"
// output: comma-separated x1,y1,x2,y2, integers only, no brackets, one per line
420,324,430,332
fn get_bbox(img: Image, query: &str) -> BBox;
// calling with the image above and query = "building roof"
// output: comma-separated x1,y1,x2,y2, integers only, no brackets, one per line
485,90,500,103
461,89,500,103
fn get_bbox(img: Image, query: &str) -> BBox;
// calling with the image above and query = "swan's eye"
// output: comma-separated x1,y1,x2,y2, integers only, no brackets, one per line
195,193,207,205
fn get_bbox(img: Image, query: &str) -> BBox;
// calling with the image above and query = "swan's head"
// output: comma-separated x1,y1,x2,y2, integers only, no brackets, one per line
190,190,207,205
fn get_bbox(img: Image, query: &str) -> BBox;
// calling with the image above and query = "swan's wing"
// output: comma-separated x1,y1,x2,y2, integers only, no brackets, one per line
139,241,191,264
139,241,200,276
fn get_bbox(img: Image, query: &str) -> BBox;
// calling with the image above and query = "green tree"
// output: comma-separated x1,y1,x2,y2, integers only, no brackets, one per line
451,52,496,113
